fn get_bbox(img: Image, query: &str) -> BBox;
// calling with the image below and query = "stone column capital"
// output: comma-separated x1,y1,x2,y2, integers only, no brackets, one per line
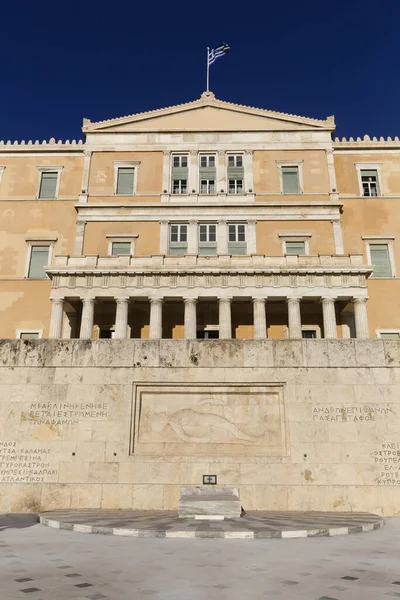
50,296,64,304
286,296,302,305
352,296,368,305
115,296,130,304
252,297,266,304
149,297,164,305
321,296,337,304
80,297,96,306
218,297,233,303
183,297,198,304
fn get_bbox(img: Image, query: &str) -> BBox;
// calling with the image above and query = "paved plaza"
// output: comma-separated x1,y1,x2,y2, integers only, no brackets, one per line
0,514,400,599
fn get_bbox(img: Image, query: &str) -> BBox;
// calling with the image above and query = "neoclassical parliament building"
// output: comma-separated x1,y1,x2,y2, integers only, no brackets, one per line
0,90,399,342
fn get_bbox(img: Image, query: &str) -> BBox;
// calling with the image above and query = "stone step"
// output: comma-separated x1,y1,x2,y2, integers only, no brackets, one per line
178,487,242,519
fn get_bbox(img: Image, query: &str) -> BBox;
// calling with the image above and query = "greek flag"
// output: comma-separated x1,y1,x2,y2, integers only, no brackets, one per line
208,43,230,66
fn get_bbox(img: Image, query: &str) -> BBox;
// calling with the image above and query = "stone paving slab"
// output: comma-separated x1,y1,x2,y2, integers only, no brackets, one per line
40,509,385,539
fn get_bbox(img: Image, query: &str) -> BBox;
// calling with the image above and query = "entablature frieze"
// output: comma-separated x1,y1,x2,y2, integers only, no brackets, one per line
48,270,369,295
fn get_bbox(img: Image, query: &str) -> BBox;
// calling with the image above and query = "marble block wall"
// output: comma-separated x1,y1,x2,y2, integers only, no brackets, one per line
0,339,399,515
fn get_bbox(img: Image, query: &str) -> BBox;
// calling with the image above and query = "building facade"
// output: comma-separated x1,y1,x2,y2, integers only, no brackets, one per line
1,90,399,342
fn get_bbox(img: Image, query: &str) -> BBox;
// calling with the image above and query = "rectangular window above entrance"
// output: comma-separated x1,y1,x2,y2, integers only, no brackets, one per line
199,224,217,255
228,224,247,255
169,224,188,255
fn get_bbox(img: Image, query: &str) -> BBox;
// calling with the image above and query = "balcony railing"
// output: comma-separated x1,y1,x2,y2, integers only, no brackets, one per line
49,253,370,272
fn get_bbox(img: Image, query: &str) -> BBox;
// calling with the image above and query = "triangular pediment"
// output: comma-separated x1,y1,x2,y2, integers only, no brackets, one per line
83,92,335,134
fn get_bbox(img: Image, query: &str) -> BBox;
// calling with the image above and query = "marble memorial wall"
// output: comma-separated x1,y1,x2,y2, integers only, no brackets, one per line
0,339,399,515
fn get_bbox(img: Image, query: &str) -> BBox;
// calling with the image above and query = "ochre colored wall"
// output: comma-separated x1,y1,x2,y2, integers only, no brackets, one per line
256,221,335,255
0,201,77,277
0,156,83,199
334,153,400,196
0,281,52,338
88,151,163,199
253,149,330,197
83,221,160,256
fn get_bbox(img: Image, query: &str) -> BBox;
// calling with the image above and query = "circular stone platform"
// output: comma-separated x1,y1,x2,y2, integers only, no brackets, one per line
40,510,385,539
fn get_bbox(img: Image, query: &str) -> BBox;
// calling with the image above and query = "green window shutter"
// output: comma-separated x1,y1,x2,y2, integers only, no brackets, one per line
380,332,400,340
361,169,378,177
285,241,306,255
39,172,58,199
199,167,216,180
370,244,392,277
116,168,135,195
282,167,300,193
227,166,244,179
28,246,49,278
111,242,131,255
171,166,188,180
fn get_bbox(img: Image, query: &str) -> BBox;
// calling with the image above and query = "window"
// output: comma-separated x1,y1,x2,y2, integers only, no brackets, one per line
116,167,135,195
38,172,58,199
16,330,43,340
228,224,247,255
199,224,217,255
200,155,215,168
173,155,188,168
378,331,400,340
285,241,306,255
27,246,50,279
200,180,215,194
169,224,188,255
369,244,392,277
111,241,132,255
281,166,300,194
228,155,243,167
361,170,379,197
302,329,317,339
227,154,244,194
172,179,187,194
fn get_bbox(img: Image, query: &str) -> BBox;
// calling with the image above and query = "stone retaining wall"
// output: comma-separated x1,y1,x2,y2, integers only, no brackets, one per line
0,339,399,515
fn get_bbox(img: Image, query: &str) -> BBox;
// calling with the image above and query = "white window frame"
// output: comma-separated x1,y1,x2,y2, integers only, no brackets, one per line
376,329,400,339
106,234,139,256
276,160,304,194
172,179,188,194
199,179,216,194
199,154,216,168
228,179,244,194
36,166,63,199
24,238,57,279
199,223,217,243
113,161,140,195
227,154,244,168
356,163,383,197
362,236,396,278
171,154,188,168
170,223,188,243
16,329,43,339
278,232,311,255
228,223,246,243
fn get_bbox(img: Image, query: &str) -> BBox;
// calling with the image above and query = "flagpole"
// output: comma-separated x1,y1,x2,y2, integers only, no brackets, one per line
206,47,210,91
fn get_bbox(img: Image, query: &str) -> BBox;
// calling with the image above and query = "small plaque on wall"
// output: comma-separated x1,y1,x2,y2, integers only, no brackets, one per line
203,475,217,485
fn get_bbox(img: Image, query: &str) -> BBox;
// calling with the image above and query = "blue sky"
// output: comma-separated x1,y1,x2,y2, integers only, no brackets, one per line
1,0,399,141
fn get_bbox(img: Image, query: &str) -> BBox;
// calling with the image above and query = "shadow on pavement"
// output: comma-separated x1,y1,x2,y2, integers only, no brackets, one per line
0,513,39,530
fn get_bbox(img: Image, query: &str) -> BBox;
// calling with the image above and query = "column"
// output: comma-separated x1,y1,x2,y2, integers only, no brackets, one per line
114,296,129,339
162,152,171,194
332,220,344,254
286,297,302,339
80,298,95,339
159,220,169,254
49,297,64,339
74,220,86,255
245,150,254,192
80,150,92,198
217,151,226,193
187,220,198,254
247,220,257,254
353,297,369,339
217,219,228,254
321,297,337,339
149,298,163,339
184,297,197,339
253,298,267,339
219,297,232,339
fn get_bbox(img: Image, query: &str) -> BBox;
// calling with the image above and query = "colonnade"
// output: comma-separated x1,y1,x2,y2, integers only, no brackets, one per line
49,296,370,340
